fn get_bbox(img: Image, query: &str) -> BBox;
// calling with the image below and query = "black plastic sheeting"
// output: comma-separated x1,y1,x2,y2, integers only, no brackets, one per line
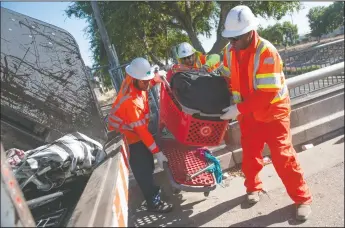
1,7,106,145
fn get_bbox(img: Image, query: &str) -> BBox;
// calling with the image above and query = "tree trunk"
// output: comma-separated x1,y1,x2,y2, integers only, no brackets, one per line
185,27,206,53
149,54,165,67
208,1,233,54
140,29,165,67
208,38,229,54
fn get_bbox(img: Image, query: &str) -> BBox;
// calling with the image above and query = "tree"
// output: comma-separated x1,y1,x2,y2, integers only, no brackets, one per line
66,1,302,68
307,6,328,42
307,2,344,42
258,21,298,46
323,2,345,33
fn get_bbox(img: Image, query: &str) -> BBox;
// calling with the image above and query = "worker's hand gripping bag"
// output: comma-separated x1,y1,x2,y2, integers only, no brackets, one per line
170,71,231,115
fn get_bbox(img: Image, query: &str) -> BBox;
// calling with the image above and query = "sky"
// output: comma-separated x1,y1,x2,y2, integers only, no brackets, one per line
1,1,334,68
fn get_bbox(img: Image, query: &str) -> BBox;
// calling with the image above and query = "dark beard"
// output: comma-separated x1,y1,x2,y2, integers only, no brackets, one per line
133,79,148,91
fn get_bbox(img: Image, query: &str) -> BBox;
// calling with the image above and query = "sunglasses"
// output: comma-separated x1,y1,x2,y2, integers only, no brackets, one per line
181,55,194,61
228,35,243,42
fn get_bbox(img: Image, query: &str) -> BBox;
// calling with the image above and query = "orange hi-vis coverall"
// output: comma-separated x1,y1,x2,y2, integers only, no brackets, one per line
221,31,312,205
107,75,160,154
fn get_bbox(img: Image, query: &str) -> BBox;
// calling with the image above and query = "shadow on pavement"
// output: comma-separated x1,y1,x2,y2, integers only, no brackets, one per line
128,174,306,227
334,136,344,145
128,186,246,227
127,170,245,227
187,195,245,227
228,204,306,227
127,183,203,227
127,170,204,227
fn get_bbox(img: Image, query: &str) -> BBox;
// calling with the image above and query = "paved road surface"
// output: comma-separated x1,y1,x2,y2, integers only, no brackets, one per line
128,135,344,227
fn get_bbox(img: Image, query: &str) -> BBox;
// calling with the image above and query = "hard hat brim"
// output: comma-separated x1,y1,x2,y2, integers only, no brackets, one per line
221,21,259,38
178,51,195,59
125,65,155,80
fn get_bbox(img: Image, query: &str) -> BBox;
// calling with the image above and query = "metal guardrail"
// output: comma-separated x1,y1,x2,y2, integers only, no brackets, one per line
282,39,344,77
287,62,344,98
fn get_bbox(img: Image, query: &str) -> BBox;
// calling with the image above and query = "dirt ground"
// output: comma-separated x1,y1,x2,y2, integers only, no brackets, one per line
98,89,116,107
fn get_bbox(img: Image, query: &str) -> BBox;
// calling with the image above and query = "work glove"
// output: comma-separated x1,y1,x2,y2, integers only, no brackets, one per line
220,104,240,120
155,151,168,169
153,65,167,83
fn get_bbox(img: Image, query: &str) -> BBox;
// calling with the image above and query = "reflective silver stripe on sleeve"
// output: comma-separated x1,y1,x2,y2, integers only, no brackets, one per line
148,142,157,151
108,121,133,131
226,44,232,71
263,57,275,64
271,83,288,104
109,94,131,114
252,40,266,90
108,115,123,122
256,77,282,89
129,119,146,128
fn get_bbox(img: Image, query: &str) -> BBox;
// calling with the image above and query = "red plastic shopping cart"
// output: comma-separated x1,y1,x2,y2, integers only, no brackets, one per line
157,68,229,196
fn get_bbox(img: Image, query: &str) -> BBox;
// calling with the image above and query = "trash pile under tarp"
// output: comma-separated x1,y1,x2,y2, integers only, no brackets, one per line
6,132,105,192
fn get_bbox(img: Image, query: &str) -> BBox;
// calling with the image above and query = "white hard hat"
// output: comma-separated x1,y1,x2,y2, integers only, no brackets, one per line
177,42,196,58
222,5,259,38
125,57,154,80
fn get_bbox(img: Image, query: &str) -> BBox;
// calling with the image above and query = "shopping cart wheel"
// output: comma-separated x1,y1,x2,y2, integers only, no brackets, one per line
172,187,181,195
204,191,210,197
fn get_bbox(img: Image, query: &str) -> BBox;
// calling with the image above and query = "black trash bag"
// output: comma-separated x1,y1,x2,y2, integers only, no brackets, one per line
170,71,231,115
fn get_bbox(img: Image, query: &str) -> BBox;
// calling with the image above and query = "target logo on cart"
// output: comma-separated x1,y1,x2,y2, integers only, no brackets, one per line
200,126,212,137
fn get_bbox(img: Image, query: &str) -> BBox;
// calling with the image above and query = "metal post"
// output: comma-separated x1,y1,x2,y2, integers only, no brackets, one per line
91,1,120,91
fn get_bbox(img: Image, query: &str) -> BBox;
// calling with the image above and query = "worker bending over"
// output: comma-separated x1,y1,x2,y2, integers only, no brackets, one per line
166,42,221,82
220,5,312,221
108,57,173,213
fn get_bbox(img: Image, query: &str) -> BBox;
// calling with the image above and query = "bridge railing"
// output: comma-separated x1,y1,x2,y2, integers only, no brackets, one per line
282,39,344,77
287,62,344,98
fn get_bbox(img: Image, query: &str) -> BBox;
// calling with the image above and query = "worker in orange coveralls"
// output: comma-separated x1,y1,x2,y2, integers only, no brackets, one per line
219,5,312,221
166,42,221,82
108,57,173,213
